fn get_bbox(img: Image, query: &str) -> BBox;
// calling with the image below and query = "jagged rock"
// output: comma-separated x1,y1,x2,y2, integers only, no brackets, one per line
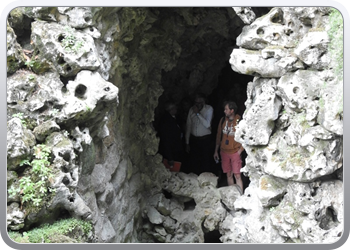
146,207,165,225
277,70,324,111
57,7,102,29
91,164,112,194
243,122,342,182
294,31,330,70
31,21,101,77
58,70,118,124
270,180,343,243
24,7,60,21
70,126,92,152
219,185,242,210
236,7,326,50
229,184,285,243
7,70,37,107
7,202,25,230
318,80,343,135
230,48,295,78
233,7,256,24
33,120,60,141
7,118,36,170
197,172,218,187
94,215,116,243
257,175,287,207
235,78,282,145
6,22,25,74
7,71,65,121
7,171,21,203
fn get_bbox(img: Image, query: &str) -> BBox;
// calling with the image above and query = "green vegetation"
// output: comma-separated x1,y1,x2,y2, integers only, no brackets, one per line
27,74,36,81
328,8,343,80
24,57,42,72
8,144,55,207
12,113,27,128
61,26,84,54
8,218,93,243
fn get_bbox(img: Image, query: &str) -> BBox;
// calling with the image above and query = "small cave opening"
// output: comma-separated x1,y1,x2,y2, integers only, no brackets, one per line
8,13,34,51
183,199,196,211
60,75,75,93
204,229,222,243
162,189,173,199
154,62,252,190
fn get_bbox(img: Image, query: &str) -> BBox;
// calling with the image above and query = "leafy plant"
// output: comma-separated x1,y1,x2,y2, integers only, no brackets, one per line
25,59,36,68
12,113,27,128
27,74,36,81
50,108,59,116
8,144,55,207
60,27,84,54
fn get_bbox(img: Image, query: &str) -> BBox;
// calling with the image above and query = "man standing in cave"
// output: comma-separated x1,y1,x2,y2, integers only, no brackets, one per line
185,93,214,175
159,102,185,171
213,101,244,192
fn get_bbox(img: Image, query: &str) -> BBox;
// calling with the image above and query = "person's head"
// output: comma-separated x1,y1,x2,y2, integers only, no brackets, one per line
165,102,177,116
194,93,206,110
223,101,237,117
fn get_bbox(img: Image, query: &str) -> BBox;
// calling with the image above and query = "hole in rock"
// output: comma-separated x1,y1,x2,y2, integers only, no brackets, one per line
84,16,92,23
59,151,71,162
257,28,264,35
37,104,49,114
162,189,172,199
184,199,196,211
204,229,222,243
8,14,34,51
61,165,69,173
69,196,75,203
65,65,73,73
57,56,66,65
58,34,65,43
285,29,293,36
75,84,87,99
270,9,284,23
62,176,70,186
60,75,75,93
318,206,339,230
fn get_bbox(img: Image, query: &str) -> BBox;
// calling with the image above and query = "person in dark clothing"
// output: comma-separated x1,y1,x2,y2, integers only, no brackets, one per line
158,102,185,168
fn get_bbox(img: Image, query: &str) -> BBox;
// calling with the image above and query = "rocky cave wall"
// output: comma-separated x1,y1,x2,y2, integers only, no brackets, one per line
6,6,343,244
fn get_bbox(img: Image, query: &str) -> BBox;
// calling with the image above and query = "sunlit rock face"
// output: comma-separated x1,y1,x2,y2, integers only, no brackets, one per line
6,6,342,244
230,7,343,244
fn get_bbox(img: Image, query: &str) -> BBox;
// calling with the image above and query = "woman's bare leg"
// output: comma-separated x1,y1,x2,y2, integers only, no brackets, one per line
234,173,243,192
227,171,234,186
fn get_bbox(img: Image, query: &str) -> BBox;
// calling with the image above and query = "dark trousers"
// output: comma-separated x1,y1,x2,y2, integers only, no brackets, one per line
189,134,212,175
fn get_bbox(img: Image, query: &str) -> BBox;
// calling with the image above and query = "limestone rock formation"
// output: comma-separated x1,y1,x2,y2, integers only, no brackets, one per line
230,7,343,244
6,6,342,244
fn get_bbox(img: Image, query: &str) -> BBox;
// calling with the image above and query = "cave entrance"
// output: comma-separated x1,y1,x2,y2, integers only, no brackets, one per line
152,7,272,190
154,55,253,190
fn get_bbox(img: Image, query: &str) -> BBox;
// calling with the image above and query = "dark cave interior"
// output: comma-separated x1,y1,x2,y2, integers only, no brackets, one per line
151,7,270,191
